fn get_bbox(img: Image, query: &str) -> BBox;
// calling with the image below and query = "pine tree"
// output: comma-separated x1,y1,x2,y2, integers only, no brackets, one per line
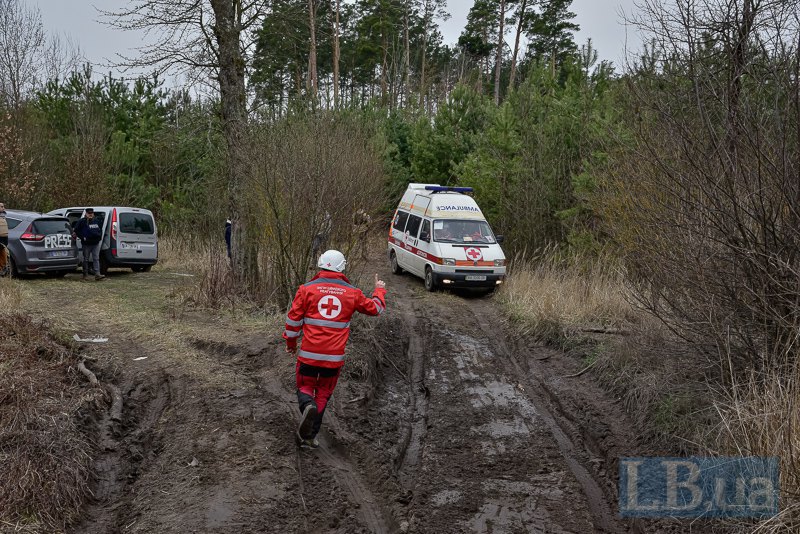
525,0,579,67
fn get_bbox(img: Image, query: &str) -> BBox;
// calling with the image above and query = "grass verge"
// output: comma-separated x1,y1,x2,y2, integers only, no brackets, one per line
0,314,102,532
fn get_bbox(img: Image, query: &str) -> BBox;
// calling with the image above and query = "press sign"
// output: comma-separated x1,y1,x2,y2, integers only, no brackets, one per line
44,234,72,249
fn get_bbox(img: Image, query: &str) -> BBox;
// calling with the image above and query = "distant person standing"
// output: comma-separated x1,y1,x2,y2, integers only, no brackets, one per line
352,208,372,261
225,218,232,260
311,211,332,261
0,203,8,275
72,208,105,281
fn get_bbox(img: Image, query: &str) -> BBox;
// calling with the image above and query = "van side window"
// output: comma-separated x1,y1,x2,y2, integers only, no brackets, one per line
406,215,422,237
393,210,410,232
419,219,431,242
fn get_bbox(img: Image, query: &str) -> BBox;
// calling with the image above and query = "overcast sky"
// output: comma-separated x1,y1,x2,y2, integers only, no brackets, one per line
35,0,643,80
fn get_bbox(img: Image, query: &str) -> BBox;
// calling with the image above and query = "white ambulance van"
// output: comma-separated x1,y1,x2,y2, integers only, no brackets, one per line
388,184,506,291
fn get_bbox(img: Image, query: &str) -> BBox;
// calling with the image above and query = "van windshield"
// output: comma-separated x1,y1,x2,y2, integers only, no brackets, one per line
433,220,496,244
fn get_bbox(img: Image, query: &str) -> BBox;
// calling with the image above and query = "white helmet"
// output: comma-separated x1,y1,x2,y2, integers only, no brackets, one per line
318,249,347,272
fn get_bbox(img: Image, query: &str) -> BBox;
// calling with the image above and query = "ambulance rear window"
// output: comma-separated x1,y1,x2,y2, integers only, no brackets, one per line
393,211,410,232
406,215,422,237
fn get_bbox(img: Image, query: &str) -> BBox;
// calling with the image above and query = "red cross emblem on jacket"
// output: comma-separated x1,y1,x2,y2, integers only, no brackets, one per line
283,271,387,369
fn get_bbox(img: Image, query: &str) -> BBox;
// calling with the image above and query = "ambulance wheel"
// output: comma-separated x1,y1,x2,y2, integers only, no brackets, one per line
390,251,403,275
424,266,437,292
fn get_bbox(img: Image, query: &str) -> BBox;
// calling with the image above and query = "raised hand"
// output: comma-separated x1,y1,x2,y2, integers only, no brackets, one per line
375,273,386,290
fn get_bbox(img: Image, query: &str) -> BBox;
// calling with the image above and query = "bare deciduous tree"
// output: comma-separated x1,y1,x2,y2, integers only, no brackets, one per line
0,0,82,109
609,0,800,373
103,0,268,287
248,114,386,304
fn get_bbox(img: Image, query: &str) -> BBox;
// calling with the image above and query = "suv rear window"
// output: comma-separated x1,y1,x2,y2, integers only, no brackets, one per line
32,218,71,235
119,213,155,234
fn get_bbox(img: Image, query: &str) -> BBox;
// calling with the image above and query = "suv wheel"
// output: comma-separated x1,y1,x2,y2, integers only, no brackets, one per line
390,251,403,275
7,255,18,278
424,266,437,292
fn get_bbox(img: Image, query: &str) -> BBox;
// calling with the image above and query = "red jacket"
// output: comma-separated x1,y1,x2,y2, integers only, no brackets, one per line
283,271,387,368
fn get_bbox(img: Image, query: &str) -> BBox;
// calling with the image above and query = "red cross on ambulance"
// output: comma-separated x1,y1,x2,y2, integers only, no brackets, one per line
465,247,483,261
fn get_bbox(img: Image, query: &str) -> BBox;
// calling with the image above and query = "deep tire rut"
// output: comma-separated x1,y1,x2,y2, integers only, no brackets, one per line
468,301,623,533
394,301,430,490
264,375,394,534
76,375,172,534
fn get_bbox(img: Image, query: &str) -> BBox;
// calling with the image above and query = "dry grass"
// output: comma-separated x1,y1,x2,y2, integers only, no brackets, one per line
711,371,800,533
0,277,23,309
155,235,218,274
501,251,800,529
157,236,253,310
499,251,714,447
499,252,640,340
0,314,102,532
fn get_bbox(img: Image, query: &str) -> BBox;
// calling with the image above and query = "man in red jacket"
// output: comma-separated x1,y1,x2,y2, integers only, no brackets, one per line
283,249,387,449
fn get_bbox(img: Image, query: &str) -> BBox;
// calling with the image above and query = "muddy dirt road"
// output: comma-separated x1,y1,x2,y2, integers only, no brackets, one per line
15,257,677,533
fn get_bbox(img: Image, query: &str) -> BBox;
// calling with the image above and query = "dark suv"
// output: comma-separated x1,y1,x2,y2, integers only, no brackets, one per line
2,210,78,277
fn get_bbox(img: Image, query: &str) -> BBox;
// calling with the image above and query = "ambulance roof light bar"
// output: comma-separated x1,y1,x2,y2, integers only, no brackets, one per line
424,186,474,194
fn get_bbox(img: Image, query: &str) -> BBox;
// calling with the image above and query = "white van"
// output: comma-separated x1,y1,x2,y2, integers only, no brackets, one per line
47,206,158,273
388,184,506,291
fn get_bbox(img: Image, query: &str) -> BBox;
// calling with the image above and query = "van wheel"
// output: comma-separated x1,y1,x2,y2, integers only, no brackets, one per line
99,257,109,275
390,251,403,275
424,266,437,292
132,265,152,273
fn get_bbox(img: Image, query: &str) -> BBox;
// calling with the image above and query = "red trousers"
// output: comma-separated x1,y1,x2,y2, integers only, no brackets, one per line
295,362,341,437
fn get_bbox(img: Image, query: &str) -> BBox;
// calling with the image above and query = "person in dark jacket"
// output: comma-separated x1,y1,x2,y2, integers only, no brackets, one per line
72,208,105,281
0,202,8,275
225,219,232,259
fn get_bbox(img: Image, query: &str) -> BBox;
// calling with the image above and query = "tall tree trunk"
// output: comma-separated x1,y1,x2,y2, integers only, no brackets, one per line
403,6,410,107
508,0,526,91
381,33,388,104
333,0,340,108
210,0,258,286
419,30,428,107
308,0,318,99
494,0,506,105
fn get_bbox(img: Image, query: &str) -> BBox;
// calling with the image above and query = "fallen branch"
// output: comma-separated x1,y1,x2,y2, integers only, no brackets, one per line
579,327,629,336
77,360,98,386
107,384,123,422
563,360,596,378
